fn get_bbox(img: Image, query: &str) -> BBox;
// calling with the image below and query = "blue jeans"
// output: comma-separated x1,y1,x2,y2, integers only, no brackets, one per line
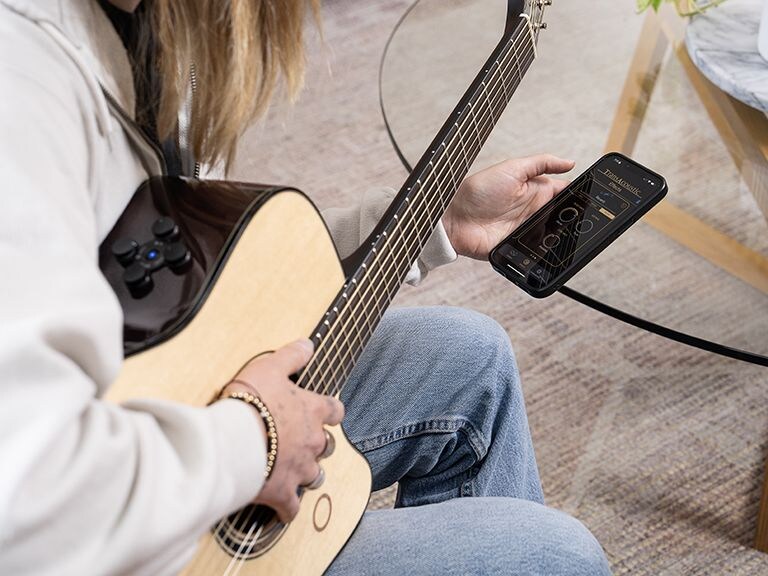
328,307,611,575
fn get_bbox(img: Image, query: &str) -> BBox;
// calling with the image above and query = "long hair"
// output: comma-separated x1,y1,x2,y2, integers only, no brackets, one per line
149,0,319,171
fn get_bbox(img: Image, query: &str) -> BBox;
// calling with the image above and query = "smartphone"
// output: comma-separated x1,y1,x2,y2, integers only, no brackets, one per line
489,152,667,298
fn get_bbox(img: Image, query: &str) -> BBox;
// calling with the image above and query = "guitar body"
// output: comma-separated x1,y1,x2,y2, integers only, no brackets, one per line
100,178,371,574
97,0,549,571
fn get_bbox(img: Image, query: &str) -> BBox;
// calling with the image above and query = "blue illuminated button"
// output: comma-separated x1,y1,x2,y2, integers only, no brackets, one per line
146,249,159,261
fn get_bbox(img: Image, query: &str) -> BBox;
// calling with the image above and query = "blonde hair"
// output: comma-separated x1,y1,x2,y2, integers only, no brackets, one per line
149,0,319,171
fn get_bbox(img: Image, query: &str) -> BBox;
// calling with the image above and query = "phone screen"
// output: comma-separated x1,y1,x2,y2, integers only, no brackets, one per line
490,153,666,297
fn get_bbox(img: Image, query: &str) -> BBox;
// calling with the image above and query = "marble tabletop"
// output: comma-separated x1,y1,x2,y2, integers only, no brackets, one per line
686,0,768,113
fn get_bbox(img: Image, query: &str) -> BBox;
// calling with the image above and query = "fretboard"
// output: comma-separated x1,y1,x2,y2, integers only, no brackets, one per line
298,17,539,396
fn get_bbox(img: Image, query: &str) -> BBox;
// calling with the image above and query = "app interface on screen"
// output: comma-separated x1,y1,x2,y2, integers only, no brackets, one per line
496,155,661,287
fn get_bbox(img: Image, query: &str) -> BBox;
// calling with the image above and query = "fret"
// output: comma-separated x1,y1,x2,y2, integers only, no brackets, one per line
299,18,542,396
513,36,526,86
495,59,511,102
452,126,471,172
480,81,499,125
377,251,398,302
367,269,390,315
353,281,378,343
443,147,461,195
466,103,484,150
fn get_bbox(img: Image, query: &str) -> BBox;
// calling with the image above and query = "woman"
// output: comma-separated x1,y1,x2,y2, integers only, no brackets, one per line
0,0,611,574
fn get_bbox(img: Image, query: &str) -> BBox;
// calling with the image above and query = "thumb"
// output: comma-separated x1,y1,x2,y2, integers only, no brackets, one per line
514,154,575,181
271,339,315,375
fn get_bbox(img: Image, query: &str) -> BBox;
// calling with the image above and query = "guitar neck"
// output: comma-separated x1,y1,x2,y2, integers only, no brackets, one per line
298,15,541,396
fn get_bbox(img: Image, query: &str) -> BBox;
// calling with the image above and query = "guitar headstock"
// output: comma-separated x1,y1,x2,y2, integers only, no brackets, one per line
505,0,552,41
529,0,552,36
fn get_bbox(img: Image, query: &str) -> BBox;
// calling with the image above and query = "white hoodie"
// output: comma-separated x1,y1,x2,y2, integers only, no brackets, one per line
0,0,456,574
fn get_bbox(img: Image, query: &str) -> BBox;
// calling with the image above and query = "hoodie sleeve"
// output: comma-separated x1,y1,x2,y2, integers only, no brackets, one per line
322,187,457,285
0,10,266,575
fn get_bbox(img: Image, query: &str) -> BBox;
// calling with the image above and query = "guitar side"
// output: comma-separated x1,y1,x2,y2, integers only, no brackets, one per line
105,190,372,575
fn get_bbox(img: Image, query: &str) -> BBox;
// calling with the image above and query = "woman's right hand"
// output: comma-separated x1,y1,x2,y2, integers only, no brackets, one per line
221,339,345,523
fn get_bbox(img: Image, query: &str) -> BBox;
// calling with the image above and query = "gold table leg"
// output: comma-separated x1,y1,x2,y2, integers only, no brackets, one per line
675,45,768,223
604,12,669,154
604,10,768,297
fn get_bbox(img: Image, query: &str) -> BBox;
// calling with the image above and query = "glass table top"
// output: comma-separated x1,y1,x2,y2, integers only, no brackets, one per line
380,0,768,361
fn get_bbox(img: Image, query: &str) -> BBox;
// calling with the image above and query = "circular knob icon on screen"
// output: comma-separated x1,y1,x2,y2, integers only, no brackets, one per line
558,207,579,223
575,220,594,234
542,234,561,249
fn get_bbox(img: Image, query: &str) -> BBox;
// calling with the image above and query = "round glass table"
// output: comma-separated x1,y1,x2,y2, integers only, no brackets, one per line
380,0,768,364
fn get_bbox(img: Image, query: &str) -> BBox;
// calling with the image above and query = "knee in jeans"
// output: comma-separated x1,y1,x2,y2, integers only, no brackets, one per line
406,306,517,372
436,307,520,394
378,307,521,406
540,510,611,576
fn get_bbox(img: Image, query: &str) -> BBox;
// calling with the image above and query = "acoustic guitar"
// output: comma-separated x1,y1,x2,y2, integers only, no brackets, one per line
98,1,550,573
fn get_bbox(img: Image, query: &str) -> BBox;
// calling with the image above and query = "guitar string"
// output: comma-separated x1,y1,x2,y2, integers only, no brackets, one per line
219,37,537,565
216,29,532,554
296,33,536,404
199,14,541,575
220,18,542,569
305,38,537,399
300,19,542,397
302,14,544,400
223,521,258,576
309,76,526,400
307,54,528,400
226,42,540,576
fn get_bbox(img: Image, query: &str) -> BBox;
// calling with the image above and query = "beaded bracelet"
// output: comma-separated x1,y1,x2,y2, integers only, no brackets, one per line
226,389,278,480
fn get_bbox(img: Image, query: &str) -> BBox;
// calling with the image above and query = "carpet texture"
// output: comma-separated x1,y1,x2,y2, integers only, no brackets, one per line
232,1,768,573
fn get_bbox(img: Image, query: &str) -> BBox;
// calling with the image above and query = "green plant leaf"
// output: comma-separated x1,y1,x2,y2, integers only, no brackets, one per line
636,0,653,11
635,0,727,16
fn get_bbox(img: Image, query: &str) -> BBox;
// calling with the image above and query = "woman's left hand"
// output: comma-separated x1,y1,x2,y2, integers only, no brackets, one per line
443,154,575,259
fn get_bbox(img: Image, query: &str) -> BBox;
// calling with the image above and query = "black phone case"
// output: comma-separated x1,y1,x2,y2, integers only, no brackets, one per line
489,152,668,298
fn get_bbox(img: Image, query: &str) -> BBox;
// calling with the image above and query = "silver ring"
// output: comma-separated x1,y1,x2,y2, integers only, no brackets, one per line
320,430,335,459
305,467,325,490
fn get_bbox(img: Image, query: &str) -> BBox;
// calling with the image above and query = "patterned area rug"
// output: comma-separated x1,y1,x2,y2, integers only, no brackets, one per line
233,1,768,573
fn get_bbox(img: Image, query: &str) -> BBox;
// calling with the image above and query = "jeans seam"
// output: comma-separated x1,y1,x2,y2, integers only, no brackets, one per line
353,417,489,462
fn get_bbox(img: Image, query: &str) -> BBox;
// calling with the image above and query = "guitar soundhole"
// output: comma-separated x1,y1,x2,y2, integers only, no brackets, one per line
213,504,287,559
